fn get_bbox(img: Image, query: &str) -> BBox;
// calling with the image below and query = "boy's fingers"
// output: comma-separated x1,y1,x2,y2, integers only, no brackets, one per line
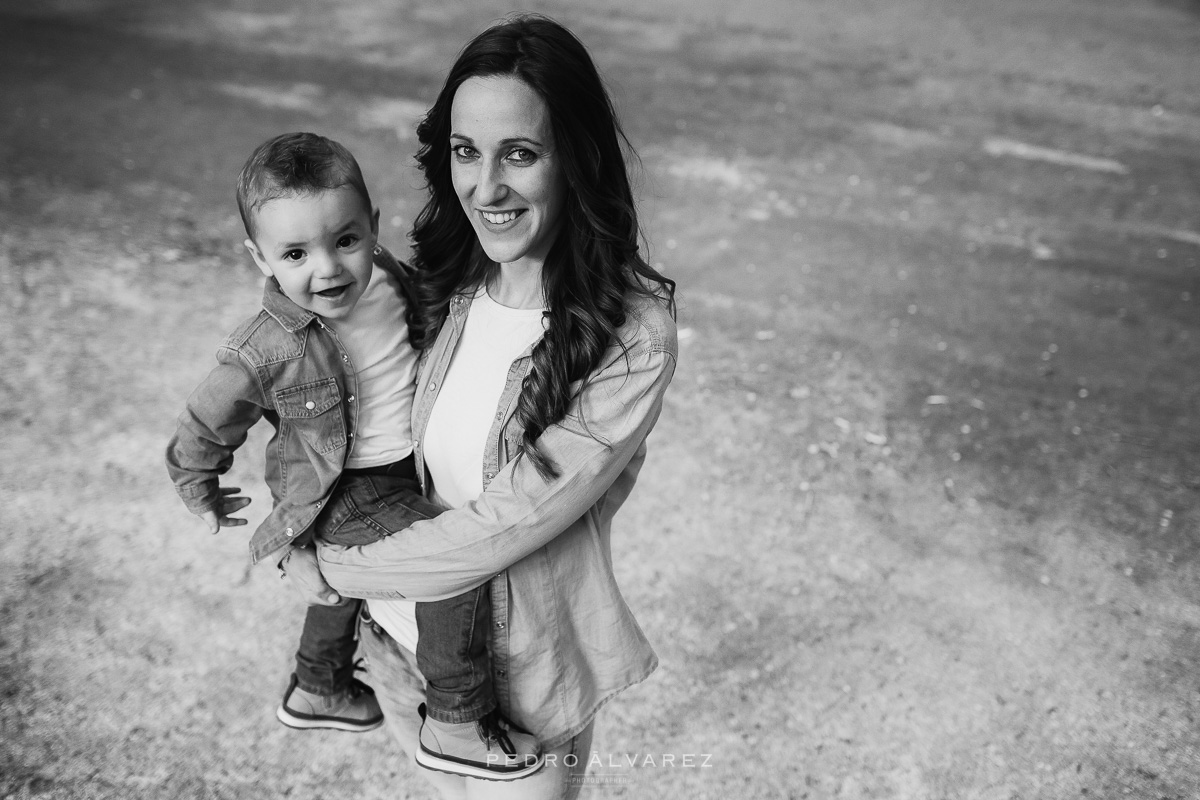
199,510,220,534
219,517,248,527
218,486,243,495
223,497,252,511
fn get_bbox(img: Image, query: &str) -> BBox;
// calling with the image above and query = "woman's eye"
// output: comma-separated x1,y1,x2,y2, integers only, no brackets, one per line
337,235,359,249
507,148,537,165
452,144,477,161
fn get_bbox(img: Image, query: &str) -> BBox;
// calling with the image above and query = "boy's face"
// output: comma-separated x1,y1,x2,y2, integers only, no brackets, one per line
245,187,379,320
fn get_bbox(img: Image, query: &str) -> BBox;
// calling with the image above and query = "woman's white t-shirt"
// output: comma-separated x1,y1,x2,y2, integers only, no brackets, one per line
368,287,546,652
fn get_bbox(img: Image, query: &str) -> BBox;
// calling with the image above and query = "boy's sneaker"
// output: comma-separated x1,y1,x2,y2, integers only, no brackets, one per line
276,673,384,732
415,704,544,781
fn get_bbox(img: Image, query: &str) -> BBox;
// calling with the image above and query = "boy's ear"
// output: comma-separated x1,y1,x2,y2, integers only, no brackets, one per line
244,238,273,278
370,207,380,238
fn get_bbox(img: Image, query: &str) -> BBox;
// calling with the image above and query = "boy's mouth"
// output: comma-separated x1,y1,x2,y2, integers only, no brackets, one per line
315,284,350,299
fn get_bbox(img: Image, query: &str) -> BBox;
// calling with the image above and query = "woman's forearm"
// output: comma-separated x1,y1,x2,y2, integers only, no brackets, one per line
317,344,676,602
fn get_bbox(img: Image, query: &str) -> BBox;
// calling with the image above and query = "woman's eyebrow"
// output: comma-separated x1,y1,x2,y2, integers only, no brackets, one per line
499,136,545,147
449,132,545,148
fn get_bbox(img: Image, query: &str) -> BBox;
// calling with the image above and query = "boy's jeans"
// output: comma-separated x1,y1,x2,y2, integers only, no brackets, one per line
294,456,497,724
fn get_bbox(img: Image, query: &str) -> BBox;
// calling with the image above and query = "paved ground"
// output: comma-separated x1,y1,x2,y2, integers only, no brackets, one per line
1,0,1198,798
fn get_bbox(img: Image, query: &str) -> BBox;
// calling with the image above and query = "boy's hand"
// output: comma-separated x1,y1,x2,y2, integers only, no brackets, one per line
197,486,252,533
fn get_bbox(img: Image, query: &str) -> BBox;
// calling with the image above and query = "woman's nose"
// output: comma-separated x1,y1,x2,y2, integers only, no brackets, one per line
475,160,507,206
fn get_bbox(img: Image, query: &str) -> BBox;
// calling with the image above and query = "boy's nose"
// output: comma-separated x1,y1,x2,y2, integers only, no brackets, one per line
313,253,343,278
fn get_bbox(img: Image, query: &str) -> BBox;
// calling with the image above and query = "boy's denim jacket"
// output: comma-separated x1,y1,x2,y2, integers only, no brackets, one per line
317,285,678,749
166,245,412,564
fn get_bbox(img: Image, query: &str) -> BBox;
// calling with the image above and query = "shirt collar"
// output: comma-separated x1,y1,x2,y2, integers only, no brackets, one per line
260,278,318,333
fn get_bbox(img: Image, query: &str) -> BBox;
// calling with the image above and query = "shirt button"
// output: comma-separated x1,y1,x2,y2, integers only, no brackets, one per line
496,669,506,677
285,528,294,536
348,395,355,403
305,401,315,410
495,412,503,420
495,620,505,629
429,381,437,390
485,472,495,480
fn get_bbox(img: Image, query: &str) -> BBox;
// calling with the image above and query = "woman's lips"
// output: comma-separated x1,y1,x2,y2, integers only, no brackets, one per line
481,209,523,225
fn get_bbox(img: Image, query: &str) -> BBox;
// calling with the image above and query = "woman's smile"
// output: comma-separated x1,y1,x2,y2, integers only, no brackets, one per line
480,209,523,226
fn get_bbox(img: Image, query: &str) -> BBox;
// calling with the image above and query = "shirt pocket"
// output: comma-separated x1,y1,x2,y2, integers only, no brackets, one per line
275,378,346,455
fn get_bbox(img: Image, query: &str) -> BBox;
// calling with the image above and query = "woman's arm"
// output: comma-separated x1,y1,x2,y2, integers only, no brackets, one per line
318,337,676,602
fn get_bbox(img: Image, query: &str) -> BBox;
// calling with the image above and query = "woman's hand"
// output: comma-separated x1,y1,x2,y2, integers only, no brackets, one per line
281,546,342,606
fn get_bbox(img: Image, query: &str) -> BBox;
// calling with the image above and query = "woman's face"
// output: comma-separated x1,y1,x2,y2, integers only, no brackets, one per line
449,75,567,272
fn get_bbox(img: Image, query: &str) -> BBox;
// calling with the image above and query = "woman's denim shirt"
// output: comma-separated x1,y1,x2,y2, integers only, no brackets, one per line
166,247,411,564
317,287,678,748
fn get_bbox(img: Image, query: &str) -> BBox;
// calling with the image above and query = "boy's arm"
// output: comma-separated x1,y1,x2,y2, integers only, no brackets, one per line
165,346,266,521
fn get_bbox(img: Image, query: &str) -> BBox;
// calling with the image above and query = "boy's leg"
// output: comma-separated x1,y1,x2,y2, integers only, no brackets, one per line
277,456,439,731
414,586,495,724
297,456,442,688
277,598,384,732
414,586,543,780
294,599,360,696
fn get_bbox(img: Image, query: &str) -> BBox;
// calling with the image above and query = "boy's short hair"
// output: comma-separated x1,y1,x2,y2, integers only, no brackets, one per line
236,132,373,239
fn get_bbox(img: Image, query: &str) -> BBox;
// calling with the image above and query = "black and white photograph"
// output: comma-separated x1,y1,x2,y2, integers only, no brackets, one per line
1,0,1198,797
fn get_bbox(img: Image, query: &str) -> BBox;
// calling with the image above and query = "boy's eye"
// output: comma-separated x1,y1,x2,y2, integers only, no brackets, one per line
336,234,359,249
282,249,305,262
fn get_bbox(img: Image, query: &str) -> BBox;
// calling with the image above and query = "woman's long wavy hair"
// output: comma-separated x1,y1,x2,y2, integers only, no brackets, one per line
408,14,676,479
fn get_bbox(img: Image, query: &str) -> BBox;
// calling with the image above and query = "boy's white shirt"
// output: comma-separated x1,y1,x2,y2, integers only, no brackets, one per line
326,264,417,468
369,286,547,653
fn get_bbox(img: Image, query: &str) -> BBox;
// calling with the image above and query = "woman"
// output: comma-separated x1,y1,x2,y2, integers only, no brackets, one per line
287,14,677,798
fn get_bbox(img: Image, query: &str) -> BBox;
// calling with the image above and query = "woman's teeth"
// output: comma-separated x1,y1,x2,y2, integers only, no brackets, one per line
482,210,519,224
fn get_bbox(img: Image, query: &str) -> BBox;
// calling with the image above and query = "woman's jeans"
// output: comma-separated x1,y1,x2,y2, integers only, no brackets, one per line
293,456,496,724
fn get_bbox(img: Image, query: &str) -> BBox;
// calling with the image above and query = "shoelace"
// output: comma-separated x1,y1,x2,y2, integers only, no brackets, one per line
346,659,377,699
477,712,518,756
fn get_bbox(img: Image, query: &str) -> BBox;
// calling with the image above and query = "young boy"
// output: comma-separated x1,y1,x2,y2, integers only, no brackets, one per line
165,132,542,780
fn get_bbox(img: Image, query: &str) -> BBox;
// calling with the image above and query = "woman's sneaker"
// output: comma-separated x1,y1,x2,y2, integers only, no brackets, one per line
276,673,384,732
415,704,544,780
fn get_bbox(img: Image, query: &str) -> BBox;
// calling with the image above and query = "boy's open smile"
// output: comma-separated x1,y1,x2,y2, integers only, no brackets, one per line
315,284,351,299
